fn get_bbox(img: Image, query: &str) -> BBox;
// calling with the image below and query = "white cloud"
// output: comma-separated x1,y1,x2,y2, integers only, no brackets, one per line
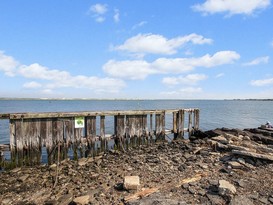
0,52,126,93
0,51,19,76
103,60,155,80
243,56,269,66
19,63,70,80
18,63,126,93
114,33,213,55
88,4,108,23
95,16,105,23
23,81,42,89
132,21,147,30
104,51,240,80
215,73,224,78
89,4,108,15
251,77,273,86
162,74,207,86
161,87,203,97
192,0,271,16
114,9,120,23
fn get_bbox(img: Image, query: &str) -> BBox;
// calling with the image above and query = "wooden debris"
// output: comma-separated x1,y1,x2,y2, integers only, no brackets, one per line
175,173,206,188
124,187,160,202
232,149,273,161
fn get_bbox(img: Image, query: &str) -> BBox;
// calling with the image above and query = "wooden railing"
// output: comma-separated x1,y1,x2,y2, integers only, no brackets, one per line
0,108,199,166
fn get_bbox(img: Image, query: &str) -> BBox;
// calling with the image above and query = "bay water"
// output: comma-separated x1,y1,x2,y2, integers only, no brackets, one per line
1,99,273,145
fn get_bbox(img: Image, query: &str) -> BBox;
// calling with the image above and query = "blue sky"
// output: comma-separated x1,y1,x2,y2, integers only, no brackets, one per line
0,0,273,99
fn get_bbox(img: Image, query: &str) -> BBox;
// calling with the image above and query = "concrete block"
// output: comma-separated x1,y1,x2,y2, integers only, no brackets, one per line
124,176,140,190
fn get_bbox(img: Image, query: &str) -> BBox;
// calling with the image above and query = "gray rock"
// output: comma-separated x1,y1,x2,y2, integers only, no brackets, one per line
126,193,187,205
229,195,254,205
218,180,236,197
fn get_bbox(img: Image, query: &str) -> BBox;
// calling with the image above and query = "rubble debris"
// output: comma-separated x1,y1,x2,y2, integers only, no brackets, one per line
0,127,273,204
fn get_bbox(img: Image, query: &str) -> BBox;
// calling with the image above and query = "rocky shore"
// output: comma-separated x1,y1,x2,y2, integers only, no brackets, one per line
1,127,273,205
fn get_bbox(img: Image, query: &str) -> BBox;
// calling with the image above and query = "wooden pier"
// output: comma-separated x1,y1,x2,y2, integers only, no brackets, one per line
0,108,199,166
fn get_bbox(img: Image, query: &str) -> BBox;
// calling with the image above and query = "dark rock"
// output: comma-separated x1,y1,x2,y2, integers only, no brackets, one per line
236,179,247,188
58,194,73,205
229,195,254,205
178,164,186,172
268,197,273,204
126,193,187,205
206,193,225,205
259,197,268,204
249,192,259,200
188,186,196,194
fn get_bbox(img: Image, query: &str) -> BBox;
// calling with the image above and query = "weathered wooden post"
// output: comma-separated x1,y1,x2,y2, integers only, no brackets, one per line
86,116,96,157
155,111,165,141
10,120,16,165
114,115,125,151
178,109,185,139
100,116,106,152
194,109,200,130
188,111,193,137
173,112,178,140
149,114,153,144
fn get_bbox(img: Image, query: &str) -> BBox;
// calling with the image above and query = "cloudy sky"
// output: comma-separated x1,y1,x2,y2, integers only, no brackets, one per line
0,0,273,99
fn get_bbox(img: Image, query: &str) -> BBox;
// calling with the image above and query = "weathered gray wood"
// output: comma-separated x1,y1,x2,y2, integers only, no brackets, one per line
142,115,148,145
173,112,178,139
178,109,185,139
188,111,193,137
114,115,125,150
155,112,165,141
2,108,200,166
194,109,200,130
85,116,96,157
2,109,198,120
100,116,106,152
232,149,273,161
9,120,16,162
15,119,24,165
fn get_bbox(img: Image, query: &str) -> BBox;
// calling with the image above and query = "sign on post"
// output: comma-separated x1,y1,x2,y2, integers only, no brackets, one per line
75,117,85,128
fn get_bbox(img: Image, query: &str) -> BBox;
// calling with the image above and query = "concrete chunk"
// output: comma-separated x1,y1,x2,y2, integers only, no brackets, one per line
73,195,90,205
124,176,140,190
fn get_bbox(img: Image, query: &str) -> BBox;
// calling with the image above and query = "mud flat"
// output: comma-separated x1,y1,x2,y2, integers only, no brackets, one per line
1,127,273,205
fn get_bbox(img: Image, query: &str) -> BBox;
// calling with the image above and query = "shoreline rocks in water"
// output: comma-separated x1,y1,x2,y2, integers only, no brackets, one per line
1,127,273,204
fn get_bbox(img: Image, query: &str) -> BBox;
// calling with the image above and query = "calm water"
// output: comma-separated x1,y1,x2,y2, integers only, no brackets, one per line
1,99,273,145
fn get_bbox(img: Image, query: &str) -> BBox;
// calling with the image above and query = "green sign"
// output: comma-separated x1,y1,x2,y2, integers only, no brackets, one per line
75,117,85,128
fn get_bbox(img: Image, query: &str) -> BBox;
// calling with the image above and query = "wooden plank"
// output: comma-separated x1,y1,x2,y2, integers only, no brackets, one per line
28,119,41,165
149,114,153,144
194,109,200,130
3,109,199,120
155,114,160,141
178,109,185,139
188,111,193,136
100,116,106,152
173,112,177,134
9,120,16,163
85,116,96,157
15,119,24,166
114,115,125,150
142,115,148,145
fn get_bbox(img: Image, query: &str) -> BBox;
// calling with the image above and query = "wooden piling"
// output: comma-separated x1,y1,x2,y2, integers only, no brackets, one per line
0,108,200,166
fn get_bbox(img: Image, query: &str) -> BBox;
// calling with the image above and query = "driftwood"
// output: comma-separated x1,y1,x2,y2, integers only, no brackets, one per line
124,187,160,202
124,173,206,202
232,149,273,161
175,173,206,188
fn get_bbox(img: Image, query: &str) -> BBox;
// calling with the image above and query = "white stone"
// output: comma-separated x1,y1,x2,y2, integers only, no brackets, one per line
73,195,90,205
124,176,140,190
218,180,236,196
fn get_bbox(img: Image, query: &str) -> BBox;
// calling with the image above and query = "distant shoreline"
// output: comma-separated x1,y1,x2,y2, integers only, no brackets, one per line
0,98,273,101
